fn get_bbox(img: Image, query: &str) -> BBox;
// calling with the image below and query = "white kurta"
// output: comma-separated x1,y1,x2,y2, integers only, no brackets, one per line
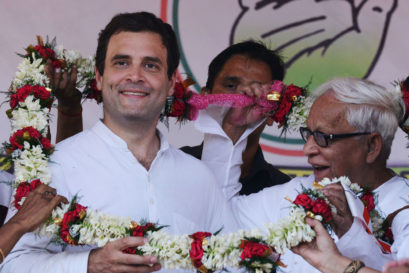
0,170,13,208
1,120,236,273
231,175,409,271
195,107,265,200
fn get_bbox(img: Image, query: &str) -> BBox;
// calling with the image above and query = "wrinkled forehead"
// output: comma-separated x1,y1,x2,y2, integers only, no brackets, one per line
307,92,352,131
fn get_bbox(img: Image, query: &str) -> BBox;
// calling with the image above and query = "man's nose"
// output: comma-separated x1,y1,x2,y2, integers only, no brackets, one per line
303,134,320,156
126,65,144,82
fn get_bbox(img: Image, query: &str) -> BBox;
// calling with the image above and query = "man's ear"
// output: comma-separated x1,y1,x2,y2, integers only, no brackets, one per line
366,132,383,164
95,67,103,90
167,72,176,97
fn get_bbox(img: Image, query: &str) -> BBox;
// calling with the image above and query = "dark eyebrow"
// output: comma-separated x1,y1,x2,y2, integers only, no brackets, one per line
223,76,264,85
111,54,130,62
144,56,163,65
222,76,241,83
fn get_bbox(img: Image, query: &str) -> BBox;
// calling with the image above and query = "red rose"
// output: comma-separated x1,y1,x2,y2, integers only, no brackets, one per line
130,223,155,237
10,95,18,108
168,100,186,117
173,82,185,99
190,240,204,262
59,203,87,245
131,226,146,237
26,126,41,139
30,179,43,189
240,241,270,260
52,59,63,69
11,85,51,109
9,135,22,150
191,231,211,240
361,192,375,212
189,231,211,268
40,137,51,150
35,46,55,60
312,199,332,222
294,194,314,210
384,227,394,242
123,247,138,254
284,84,302,101
14,182,31,209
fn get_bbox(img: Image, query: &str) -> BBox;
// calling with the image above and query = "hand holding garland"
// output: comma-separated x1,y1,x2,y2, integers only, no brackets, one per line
0,184,67,263
88,237,161,273
321,183,354,238
221,83,272,144
292,218,380,273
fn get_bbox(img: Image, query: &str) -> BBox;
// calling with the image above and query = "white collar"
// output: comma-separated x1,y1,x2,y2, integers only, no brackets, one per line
194,106,265,145
92,120,170,152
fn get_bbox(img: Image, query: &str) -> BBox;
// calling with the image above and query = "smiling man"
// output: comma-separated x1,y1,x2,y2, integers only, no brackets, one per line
1,12,234,273
229,78,409,272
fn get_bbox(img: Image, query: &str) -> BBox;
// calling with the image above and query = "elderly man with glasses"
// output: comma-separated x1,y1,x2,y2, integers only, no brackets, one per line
226,77,409,272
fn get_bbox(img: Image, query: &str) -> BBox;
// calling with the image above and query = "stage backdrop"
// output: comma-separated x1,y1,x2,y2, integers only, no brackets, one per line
1,0,408,177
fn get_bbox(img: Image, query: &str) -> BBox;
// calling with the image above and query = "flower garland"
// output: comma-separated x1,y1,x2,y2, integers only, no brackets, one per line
11,35,100,102
302,177,393,245
162,78,310,133
3,36,369,273
360,190,393,244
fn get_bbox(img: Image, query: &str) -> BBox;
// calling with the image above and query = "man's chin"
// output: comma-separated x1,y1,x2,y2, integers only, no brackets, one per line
313,168,332,182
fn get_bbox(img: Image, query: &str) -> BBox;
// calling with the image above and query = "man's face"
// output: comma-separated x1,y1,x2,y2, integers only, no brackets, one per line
210,54,272,94
303,93,368,183
96,31,174,124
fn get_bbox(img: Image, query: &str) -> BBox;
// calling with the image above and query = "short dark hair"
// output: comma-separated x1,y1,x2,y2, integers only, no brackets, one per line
205,41,285,90
95,12,180,79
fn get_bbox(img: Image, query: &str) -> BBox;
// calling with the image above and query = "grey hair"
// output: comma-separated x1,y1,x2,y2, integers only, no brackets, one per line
312,78,405,158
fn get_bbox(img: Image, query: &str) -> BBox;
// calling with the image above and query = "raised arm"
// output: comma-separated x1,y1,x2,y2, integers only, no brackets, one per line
44,60,83,142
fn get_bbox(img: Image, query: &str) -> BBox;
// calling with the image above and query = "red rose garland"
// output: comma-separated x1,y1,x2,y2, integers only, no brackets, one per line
239,239,284,271
165,79,196,122
240,240,272,260
22,36,62,68
270,83,305,127
10,85,53,109
189,231,212,272
123,222,161,255
293,187,334,224
8,126,52,152
361,191,375,212
59,202,87,245
14,179,43,209
360,190,394,245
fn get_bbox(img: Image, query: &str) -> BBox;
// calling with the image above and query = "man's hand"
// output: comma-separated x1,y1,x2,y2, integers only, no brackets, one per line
88,237,161,273
383,258,409,273
321,183,353,238
44,60,82,113
222,83,270,143
8,184,68,233
292,218,351,273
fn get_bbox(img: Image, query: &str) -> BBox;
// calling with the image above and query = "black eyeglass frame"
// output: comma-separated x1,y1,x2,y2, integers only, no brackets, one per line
299,127,371,148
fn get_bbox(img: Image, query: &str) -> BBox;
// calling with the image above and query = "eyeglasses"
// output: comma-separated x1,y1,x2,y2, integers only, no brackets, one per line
299,127,371,148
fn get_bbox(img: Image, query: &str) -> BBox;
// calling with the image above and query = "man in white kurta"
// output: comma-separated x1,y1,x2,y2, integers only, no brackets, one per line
1,120,231,273
1,12,236,273
196,78,409,271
